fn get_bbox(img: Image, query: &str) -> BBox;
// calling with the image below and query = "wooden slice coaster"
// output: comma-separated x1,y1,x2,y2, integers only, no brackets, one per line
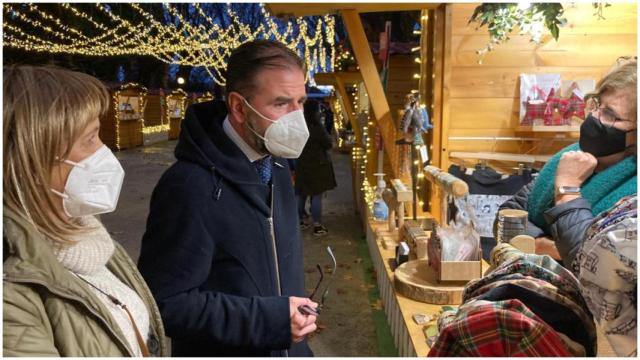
394,260,468,305
509,234,536,254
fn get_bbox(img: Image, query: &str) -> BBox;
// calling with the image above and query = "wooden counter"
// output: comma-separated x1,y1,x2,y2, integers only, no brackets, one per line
365,219,449,356
365,217,615,357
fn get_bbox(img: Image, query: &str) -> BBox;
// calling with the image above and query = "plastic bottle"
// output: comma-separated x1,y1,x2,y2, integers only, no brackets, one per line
372,173,389,221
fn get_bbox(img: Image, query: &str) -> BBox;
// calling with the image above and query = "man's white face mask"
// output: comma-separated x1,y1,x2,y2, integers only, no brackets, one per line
51,145,125,217
242,98,310,159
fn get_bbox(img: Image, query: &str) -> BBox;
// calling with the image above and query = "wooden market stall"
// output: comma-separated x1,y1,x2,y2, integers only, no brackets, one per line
142,89,169,146
270,2,635,357
166,88,188,140
100,83,147,151
439,3,637,177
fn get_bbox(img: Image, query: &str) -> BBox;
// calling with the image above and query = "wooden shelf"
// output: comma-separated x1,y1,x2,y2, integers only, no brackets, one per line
515,125,581,133
449,151,552,163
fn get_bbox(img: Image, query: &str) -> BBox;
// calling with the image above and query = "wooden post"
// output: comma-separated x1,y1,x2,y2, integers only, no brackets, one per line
428,4,450,224
341,9,399,179
334,74,362,146
439,5,453,173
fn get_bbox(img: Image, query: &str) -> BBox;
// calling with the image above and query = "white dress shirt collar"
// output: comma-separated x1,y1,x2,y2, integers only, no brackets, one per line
222,115,267,163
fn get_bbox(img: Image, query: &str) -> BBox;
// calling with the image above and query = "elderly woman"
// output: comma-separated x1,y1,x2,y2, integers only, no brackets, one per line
499,57,636,263
498,57,637,355
3,66,167,356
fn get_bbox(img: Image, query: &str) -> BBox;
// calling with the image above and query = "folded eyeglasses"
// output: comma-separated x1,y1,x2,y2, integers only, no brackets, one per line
298,246,336,316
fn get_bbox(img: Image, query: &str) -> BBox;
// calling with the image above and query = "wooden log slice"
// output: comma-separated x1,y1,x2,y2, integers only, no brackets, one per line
394,260,467,305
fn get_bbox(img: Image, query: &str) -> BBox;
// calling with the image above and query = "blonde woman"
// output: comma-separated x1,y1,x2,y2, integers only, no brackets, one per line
3,66,167,356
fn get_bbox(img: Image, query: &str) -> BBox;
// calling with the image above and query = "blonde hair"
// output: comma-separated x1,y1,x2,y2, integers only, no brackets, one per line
586,57,637,120
3,66,110,243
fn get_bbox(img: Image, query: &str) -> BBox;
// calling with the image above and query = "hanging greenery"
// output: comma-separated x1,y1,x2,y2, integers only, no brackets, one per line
592,3,612,20
468,3,567,61
468,3,613,63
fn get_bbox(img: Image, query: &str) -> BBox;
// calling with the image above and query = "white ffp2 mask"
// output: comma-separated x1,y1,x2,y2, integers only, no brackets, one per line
243,99,310,159
51,145,125,218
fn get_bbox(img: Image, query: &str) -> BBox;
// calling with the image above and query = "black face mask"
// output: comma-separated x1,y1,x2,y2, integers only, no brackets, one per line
579,114,633,157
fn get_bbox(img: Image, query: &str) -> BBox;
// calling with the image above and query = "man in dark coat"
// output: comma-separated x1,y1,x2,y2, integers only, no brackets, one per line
138,40,317,357
295,100,337,235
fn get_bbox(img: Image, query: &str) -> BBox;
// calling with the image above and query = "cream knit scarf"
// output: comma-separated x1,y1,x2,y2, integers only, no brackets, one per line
49,216,150,356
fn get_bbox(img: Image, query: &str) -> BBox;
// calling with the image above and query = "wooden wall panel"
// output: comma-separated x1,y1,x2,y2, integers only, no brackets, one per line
451,3,638,36
449,98,520,129
450,67,608,98
452,50,629,68
441,3,637,171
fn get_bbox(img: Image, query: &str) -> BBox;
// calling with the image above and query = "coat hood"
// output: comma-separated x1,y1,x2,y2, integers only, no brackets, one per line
175,100,266,186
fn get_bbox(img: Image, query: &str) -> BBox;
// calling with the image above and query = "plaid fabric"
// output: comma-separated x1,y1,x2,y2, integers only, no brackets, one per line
544,88,571,125
522,85,549,125
567,93,586,119
429,299,573,357
464,273,595,336
523,102,546,125
472,282,596,356
466,244,587,311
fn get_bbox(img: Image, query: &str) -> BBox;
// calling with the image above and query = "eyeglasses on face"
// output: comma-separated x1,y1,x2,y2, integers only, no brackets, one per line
586,96,632,129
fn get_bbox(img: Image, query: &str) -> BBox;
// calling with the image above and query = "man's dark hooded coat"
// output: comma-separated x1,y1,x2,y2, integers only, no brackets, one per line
138,100,311,357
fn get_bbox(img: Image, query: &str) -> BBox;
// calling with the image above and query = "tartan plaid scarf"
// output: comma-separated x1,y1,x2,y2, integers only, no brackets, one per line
528,142,637,234
429,299,573,357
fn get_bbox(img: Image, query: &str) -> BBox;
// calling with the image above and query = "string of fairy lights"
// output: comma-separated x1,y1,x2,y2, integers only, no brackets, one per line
3,3,336,85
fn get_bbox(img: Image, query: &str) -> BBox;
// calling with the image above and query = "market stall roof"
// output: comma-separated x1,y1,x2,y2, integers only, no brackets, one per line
266,3,439,17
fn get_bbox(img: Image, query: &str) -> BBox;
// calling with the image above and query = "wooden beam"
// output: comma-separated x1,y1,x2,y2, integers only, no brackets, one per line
267,3,439,18
428,5,448,223
440,5,454,173
314,71,363,86
333,74,362,146
419,9,435,218
341,9,399,179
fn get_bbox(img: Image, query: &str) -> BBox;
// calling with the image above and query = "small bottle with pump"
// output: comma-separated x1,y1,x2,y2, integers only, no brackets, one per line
372,173,389,221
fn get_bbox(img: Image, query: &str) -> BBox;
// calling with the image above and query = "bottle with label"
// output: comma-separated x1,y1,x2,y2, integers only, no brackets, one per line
372,173,389,221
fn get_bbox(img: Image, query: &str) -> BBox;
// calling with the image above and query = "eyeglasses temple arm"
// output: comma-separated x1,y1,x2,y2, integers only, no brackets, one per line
308,264,324,300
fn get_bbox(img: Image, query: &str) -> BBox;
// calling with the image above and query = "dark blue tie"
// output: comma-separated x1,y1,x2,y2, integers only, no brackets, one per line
254,156,272,184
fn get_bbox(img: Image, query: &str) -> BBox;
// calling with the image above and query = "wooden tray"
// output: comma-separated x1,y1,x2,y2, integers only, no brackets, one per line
394,260,468,305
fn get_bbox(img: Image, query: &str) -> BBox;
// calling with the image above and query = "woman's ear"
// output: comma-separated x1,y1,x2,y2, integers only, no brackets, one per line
227,92,247,124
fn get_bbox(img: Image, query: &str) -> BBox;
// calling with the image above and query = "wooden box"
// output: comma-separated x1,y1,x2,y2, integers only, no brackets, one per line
438,249,483,282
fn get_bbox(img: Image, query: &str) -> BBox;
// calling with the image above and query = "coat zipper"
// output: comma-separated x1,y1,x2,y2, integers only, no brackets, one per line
4,276,136,357
268,183,288,357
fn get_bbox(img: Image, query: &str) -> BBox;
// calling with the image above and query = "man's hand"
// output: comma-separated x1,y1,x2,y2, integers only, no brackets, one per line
555,150,597,204
289,297,318,343
535,236,561,260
